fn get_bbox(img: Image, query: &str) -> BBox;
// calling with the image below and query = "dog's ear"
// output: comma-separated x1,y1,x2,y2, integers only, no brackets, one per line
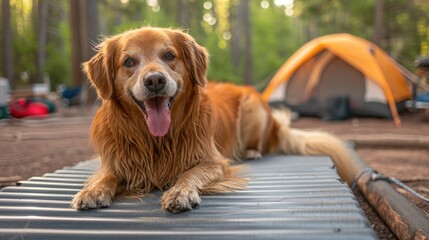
171,30,208,87
82,37,118,100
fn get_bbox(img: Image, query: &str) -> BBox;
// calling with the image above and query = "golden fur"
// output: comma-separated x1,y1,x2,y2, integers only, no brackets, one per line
71,27,353,213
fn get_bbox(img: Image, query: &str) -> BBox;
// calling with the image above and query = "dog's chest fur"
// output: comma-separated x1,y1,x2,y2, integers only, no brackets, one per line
91,100,214,192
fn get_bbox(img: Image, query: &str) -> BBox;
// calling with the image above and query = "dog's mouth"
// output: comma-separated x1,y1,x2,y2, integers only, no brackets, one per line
128,90,175,137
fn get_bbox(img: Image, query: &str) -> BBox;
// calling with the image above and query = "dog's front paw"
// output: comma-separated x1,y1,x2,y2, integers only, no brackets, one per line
161,187,201,214
71,187,114,210
245,149,262,159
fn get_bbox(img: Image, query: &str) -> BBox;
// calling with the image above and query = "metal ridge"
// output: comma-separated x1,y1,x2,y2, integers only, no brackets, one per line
0,155,377,239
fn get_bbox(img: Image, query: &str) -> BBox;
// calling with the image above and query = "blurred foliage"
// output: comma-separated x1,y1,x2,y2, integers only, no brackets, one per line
1,0,428,90
9,0,37,87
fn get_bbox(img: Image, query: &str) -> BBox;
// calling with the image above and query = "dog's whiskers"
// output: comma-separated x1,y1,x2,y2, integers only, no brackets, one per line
117,91,130,100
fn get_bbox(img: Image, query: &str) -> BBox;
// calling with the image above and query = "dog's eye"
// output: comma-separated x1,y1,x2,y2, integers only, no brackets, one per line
164,52,175,61
123,58,136,68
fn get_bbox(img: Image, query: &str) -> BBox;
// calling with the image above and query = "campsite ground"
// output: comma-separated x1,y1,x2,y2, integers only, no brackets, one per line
0,107,428,239
293,110,429,239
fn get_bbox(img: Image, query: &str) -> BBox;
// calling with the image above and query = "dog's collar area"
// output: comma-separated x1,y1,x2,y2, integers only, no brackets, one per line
127,90,175,112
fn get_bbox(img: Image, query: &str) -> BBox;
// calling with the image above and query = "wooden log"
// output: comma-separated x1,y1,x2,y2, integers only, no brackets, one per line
0,176,21,187
0,176,21,183
341,134,429,148
333,150,429,239
357,173,429,239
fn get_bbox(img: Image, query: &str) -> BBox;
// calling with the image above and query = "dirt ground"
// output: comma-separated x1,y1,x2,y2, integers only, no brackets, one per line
1,108,428,239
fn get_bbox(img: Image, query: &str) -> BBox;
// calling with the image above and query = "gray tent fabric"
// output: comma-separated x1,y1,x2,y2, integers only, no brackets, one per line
0,155,377,239
279,51,395,119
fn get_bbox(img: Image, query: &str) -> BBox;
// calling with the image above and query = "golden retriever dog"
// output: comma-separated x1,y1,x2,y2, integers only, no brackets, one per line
71,27,352,213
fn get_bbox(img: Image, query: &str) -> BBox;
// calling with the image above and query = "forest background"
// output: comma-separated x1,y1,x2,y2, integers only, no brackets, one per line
1,0,429,103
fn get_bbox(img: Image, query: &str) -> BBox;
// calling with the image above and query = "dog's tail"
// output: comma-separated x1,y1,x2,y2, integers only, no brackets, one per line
271,110,354,181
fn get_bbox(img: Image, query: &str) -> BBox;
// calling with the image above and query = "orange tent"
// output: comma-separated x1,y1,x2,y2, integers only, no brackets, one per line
262,33,412,125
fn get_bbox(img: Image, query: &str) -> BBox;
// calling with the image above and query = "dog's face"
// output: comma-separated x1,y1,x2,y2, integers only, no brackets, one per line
84,27,208,137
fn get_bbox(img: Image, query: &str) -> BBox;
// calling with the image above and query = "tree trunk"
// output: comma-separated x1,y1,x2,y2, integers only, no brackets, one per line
36,0,48,83
230,2,240,67
2,0,13,89
70,0,84,88
70,0,99,106
373,0,384,46
81,0,99,106
177,0,187,27
240,0,253,85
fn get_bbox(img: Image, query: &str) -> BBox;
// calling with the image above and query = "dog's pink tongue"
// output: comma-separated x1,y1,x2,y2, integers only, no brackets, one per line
144,97,171,137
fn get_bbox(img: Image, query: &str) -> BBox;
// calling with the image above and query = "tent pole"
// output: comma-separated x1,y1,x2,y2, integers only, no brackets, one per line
389,56,429,91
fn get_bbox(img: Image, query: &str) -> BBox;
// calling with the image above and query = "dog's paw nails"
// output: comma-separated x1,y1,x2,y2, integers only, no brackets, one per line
71,188,112,210
161,187,201,214
96,200,110,208
70,198,82,210
70,195,96,210
245,150,262,160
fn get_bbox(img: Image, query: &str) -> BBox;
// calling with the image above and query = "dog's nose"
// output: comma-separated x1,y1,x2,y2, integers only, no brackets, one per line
144,72,166,93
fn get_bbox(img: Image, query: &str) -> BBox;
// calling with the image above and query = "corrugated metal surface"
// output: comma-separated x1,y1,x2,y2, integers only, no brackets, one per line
0,155,377,239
